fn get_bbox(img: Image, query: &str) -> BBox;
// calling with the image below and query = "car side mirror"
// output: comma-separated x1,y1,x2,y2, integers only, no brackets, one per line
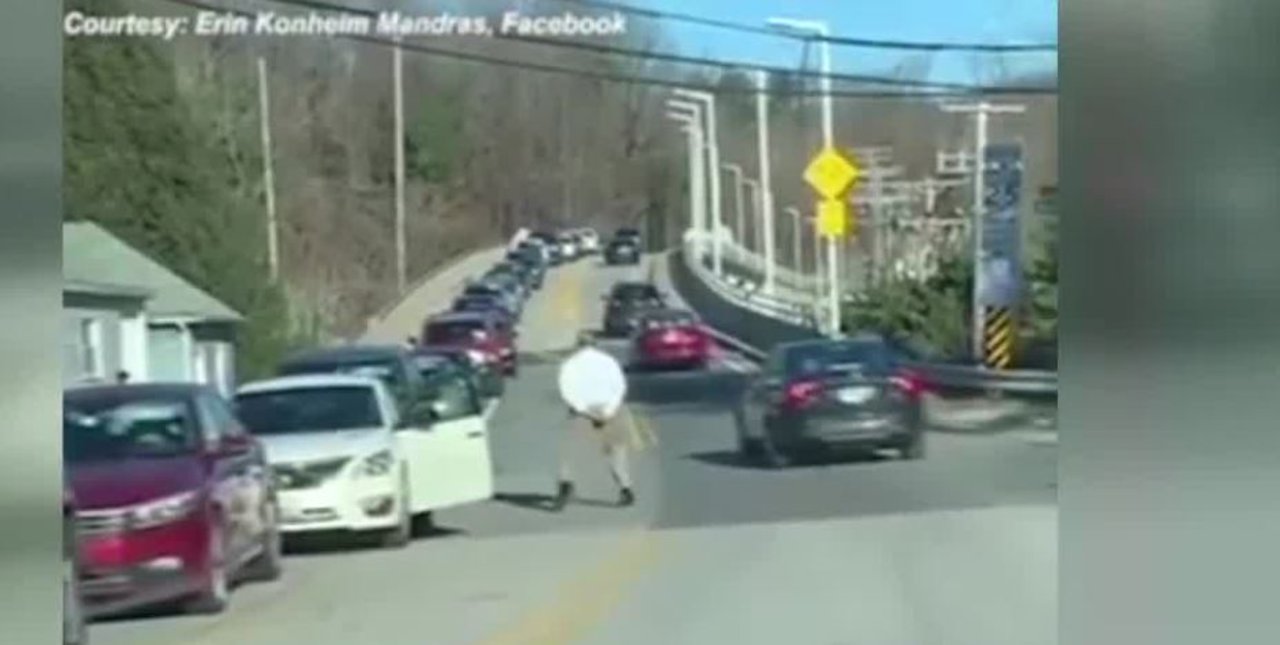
219,433,254,456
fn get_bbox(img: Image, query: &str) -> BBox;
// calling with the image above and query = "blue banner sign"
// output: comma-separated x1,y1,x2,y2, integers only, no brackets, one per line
979,144,1023,307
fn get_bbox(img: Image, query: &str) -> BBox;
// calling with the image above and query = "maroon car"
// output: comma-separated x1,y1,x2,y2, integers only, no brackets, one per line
64,384,283,618
422,311,519,376
629,308,717,371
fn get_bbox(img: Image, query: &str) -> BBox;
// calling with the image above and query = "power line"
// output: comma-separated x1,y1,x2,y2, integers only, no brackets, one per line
152,0,1054,98
550,0,1058,52
259,0,1056,94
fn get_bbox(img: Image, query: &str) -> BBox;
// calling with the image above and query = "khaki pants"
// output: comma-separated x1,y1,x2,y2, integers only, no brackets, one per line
559,410,632,490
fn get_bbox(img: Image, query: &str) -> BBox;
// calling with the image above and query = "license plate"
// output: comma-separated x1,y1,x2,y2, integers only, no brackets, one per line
836,387,876,404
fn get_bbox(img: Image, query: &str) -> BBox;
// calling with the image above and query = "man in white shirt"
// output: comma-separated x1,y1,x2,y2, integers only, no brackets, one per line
555,332,632,510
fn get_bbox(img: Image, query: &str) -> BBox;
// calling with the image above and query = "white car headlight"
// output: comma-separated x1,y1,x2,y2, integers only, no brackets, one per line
128,491,200,529
354,449,395,478
465,349,488,365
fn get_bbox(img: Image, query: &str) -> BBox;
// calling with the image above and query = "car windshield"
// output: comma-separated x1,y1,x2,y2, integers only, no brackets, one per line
784,340,895,377
236,386,383,435
426,320,487,344
612,284,660,301
465,285,502,297
279,358,404,392
456,297,498,310
412,353,457,376
63,395,198,462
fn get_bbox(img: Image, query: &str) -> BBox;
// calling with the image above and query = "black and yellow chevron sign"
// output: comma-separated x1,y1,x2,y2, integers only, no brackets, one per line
983,306,1015,369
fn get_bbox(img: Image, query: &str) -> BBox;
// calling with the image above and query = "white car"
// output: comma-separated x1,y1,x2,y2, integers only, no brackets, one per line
234,373,495,547
576,228,601,254
557,233,579,259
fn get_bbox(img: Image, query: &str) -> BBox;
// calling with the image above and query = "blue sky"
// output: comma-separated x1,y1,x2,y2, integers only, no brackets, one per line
638,0,1058,85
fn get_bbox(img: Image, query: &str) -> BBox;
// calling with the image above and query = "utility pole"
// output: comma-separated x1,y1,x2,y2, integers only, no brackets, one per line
755,69,776,295
392,36,407,294
256,56,279,282
942,102,1026,359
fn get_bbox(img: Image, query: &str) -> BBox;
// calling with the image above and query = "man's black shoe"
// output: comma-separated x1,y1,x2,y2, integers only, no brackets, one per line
553,481,574,511
618,487,635,507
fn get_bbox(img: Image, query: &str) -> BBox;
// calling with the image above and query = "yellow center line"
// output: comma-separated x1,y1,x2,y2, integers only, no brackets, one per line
471,529,665,645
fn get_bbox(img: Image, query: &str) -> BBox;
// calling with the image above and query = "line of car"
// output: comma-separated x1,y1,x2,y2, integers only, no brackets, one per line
59,227,612,643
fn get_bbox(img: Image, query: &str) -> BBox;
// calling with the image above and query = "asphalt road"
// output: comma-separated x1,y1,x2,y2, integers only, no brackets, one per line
92,253,1057,645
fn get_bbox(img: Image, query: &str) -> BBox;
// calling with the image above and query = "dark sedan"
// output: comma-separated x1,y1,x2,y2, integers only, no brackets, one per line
505,249,546,289
733,336,929,467
603,238,641,265
602,281,664,337
452,294,516,326
461,282,521,319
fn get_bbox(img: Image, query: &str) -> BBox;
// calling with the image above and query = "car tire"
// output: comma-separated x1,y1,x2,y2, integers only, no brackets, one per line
410,511,435,538
185,522,230,615
241,501,283,583
382,483,412,549
63,555,87,645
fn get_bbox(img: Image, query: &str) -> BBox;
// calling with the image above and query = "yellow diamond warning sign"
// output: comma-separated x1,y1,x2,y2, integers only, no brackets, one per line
816,198,850,238
804,147,860,199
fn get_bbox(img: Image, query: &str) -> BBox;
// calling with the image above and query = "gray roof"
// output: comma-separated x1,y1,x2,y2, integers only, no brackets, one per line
63,221,243,322
63,278,153,300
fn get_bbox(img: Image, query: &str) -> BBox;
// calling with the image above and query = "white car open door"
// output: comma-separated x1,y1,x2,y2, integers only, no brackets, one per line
395,372,494,513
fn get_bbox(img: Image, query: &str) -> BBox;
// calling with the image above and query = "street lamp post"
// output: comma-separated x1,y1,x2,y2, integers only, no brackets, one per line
722,163,747,260
742,177,762,272
668,101,708,248
768,16,839,335
784,206,804,273
674,89,723,277
754,69,777,296
666,110,704,256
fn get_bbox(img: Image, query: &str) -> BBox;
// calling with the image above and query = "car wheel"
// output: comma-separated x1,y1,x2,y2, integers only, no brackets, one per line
63,555,87,645
410,511,435,538
382,481,412,549
242,501,283,583
186,522,230,614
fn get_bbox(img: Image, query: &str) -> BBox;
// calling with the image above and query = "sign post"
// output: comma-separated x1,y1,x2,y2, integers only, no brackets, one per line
803,146,860,336
978,144,1024,369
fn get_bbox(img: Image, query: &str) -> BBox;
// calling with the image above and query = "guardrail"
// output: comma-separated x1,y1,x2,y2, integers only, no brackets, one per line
671,244,1059,398
903,361,1058,395
683,241,820,330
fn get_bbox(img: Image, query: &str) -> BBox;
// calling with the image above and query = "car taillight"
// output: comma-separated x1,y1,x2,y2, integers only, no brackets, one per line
891,369,927,397
783,380,823,410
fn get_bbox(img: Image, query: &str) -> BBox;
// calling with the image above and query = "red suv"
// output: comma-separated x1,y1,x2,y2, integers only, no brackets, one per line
422,311,519,376
63,384,283,618
630,308,716,371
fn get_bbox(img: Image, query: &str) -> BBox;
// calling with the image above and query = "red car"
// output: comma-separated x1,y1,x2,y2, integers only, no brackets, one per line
63,384,283,618
422,310,519,376
629,308,717,371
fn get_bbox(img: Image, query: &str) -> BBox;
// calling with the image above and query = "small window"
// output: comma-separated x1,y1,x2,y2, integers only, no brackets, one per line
78,319,104,379
193,394,225,447
420,374,481,422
